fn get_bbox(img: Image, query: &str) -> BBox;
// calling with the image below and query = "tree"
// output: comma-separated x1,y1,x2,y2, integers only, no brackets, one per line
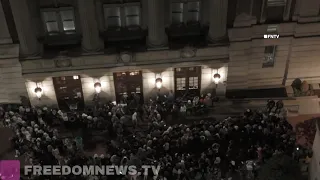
257,155,302,180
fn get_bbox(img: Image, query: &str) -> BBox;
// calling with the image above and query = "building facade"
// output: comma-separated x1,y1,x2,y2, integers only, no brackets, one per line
0,0,319,109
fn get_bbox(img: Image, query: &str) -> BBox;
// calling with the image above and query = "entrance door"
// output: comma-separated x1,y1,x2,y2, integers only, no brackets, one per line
113,71,143,103
174,67,201,100
52,75,85,111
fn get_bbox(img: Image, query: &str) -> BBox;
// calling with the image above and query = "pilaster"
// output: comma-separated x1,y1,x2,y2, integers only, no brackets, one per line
77,0,103,53
208,0,229,41
147,0,168,48
10,0,41,57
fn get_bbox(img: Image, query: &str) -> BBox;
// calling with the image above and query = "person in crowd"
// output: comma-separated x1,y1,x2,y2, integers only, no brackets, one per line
3,97,304,180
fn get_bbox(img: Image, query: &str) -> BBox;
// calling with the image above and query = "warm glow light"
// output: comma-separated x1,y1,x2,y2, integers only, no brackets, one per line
73,75,79,80
34,87,42,99
155,78,163,89
94,82,102,93
213,73,221,84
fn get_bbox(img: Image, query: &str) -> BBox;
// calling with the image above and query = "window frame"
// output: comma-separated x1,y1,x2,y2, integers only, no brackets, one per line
262,45,277,68
260,0,291,23
170,0,201,25
174,66,201,98
103,2,141,30
41,7,76,36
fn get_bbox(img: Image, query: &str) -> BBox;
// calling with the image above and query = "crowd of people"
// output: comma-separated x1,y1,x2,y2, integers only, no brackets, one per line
1,97,302,180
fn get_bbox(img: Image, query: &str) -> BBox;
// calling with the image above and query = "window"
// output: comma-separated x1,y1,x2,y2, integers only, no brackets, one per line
171,1,200,24
172,3,184,24
189,77,198,89
266,0,286,22
267,25,278,33
60,10,75,32
105,7,122,28
129,71,139,76
124,6,140,27
177,78,186,90
73,75,79,80
267,0,286,6
103,3,141,29
187,1,200,23
263,46,277,68
174,67,201,98
41,8,76,35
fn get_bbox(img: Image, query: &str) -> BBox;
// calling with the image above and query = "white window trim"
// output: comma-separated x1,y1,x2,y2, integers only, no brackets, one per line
170,0,201,25
41,7,76,35
103,2,141,30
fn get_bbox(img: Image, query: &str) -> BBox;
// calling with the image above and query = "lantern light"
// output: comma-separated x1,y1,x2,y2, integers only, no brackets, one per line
155,78,163,89
94,82,102,93
34,87,42,99
213,73,221,84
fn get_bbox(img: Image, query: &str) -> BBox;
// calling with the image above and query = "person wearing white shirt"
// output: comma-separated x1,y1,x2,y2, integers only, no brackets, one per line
132,112,137,128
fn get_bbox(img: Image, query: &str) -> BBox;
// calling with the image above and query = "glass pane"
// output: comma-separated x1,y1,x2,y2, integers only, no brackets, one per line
125,6,140,27
187,1,200,22
63,21,75,31
42,11,57,21
267,0,286,6
172,13,183,23
108,17,121,27
172,3,183,12
264,46,275,53
172,3,183,24
263,46,276,68
105,7,121,27
188,2,200,11
46,22,59,33
106,7,121,17
188,12,199,22
60,10,74,21
124,6,140,16
126,16,140,26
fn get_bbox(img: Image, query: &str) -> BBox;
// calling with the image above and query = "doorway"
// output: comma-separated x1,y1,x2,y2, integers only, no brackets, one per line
52,75,85,111
113,71,143,103
174,67,201,100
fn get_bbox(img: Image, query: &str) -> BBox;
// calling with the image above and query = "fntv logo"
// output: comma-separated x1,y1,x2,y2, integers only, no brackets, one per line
264,35,280,39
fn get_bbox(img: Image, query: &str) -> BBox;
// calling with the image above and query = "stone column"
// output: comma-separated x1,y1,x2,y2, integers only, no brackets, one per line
10,0,41,57
208,0,228,41
77,0,103,52
0,1,12,44
147,0,167,48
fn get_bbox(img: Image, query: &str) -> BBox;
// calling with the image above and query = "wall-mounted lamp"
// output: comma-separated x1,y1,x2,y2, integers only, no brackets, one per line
213,73,221,84
94,82,102,94
34,87,42,99
155,78,163,89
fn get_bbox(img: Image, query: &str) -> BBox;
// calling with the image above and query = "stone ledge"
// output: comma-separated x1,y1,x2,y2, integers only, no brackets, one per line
228,22,320,42
0,44,19,59
22,59,228,78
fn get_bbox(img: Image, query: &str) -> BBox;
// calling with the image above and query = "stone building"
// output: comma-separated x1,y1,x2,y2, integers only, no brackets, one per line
0,0,319,108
